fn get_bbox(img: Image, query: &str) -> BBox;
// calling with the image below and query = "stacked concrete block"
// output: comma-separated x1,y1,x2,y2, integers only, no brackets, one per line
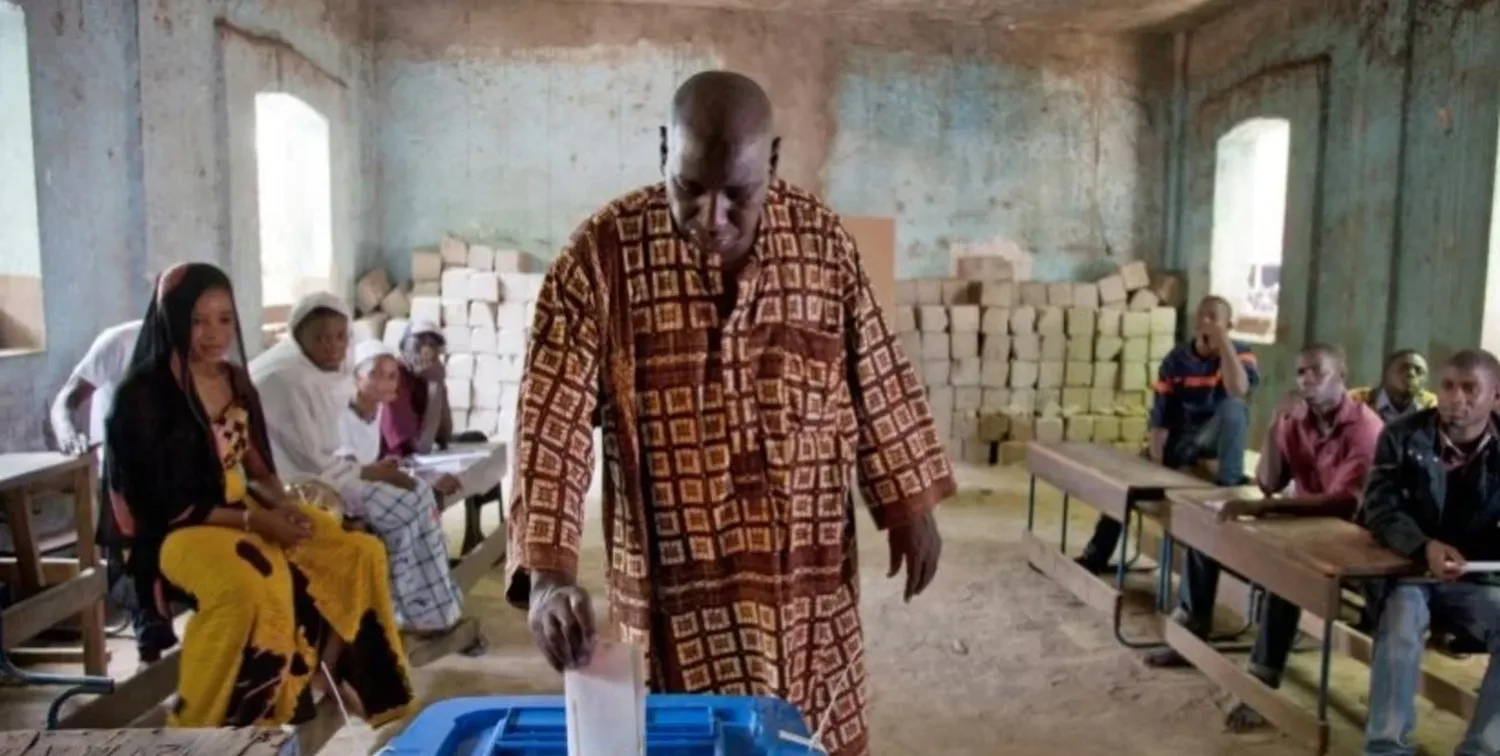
891,256,1184,464
405,232,543,445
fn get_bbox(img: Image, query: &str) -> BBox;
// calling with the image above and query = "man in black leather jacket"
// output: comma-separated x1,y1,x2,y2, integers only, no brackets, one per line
1359,348,1500,756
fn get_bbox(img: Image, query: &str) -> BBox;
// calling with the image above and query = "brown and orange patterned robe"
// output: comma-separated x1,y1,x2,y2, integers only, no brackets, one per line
505,180,955,756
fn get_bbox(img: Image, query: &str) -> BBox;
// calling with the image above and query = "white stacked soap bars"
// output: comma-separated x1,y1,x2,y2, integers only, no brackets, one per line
890,256,1183,466
395,233,543,443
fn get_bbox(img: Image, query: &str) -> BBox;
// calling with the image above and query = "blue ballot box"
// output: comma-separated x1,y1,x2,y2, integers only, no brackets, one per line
384,694,822,755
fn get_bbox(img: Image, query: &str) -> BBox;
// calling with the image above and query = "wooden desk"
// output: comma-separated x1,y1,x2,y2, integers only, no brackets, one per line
1026,442,1208,523
0,453,108,679
1023,442,1218,648
1190,485,1357,521
0,727,294,755
1165,487,1418,753
415,442,508,503
415,441,509,553
415,442,509,597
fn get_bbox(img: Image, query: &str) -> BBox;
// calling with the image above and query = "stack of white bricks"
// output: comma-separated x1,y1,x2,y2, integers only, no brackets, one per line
891,257,1181,466
389,233,543,443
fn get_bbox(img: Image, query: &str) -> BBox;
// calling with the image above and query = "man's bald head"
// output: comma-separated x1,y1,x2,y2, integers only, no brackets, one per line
669,71,775,142
661,71,780,262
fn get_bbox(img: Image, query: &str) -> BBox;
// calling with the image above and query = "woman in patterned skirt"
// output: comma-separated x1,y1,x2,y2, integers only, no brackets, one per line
338,339,464,632
103,263,415,727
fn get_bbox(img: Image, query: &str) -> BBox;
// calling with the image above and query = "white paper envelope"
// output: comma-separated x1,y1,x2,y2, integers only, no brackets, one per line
565,640,645,756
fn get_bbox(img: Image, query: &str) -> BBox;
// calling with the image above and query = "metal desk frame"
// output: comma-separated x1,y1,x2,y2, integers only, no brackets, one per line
1164,489,1417,754
1022,442,1227,649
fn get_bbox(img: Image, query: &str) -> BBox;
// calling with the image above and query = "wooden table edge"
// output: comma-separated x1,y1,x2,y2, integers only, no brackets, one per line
0,454,93,491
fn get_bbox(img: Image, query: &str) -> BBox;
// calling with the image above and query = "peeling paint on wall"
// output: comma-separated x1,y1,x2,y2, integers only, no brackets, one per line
372,0,1167,282
1171,0,1500,436
376,44,716,277
825,49,1161,280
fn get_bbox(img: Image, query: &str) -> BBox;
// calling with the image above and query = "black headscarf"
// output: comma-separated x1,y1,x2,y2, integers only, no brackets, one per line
102,262,275,614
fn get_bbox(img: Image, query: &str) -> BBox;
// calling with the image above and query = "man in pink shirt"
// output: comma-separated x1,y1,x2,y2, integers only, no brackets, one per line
1221,343,1385,730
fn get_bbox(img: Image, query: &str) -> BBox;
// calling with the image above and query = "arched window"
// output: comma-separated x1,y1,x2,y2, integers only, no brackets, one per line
255,92,333,331
0,0,45,354
1210,117,1291,344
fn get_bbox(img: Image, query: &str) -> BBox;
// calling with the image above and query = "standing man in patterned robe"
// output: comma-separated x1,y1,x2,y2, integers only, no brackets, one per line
505,71,954,756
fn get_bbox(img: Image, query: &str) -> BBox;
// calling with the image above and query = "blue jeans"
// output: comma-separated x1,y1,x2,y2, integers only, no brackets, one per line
1080,398,1250,562
1366,581,1500,755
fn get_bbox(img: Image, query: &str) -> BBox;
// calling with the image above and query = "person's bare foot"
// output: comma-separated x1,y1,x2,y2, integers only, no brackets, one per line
308,666,329,696
337,681,366,719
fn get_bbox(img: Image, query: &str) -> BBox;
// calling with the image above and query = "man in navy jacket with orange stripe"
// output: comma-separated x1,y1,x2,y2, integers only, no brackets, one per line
1075,295,1259,572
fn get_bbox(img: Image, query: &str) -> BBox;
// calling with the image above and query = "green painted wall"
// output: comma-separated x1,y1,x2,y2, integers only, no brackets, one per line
1169,0,1500,435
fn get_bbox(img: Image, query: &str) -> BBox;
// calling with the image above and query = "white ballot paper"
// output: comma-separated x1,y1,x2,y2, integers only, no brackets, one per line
407,444,508,502
409,449,492,472
1461,561,1500,574
565,640,646,756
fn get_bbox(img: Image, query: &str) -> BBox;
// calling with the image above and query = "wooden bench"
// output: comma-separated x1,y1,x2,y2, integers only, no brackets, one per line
1023,441,1220,648
52,443,511,752
0,453,114,721
1165,487,1421,754
54,618,487,754
0,727,295,755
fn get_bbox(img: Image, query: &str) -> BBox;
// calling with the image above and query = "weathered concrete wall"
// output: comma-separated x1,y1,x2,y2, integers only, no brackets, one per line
137,0,377,303
0,0,377,450
372,0,1168,281
0,0,146,449
1170,0,1500,408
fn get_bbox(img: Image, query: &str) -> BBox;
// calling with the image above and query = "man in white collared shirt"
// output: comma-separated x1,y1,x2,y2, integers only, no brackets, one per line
49,320,181,660
50,320,143,458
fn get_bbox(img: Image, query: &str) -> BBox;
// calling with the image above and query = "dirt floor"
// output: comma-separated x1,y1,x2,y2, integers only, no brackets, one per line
0,462,1485,754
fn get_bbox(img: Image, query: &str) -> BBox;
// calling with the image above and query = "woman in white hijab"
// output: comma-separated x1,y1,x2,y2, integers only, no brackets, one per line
251,294,463,633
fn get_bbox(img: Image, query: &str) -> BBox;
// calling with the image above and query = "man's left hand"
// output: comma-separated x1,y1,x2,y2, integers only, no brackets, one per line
887,510,942,602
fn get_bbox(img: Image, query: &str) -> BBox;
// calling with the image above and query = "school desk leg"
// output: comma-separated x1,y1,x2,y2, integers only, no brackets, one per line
1156,533,1174,612
1059,494,1071,553
1123,512,1143,568
1317,612,1334,754
1026,475,1036,533
1112,503,1166,650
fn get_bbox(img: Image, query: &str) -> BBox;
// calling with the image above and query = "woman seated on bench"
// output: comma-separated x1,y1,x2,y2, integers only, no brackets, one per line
381,320,457,456
250,296,464,635
104,263,415,728
340,339,466,632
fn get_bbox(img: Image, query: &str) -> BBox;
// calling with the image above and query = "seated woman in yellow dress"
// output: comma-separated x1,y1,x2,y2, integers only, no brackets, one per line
102,262,417,728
